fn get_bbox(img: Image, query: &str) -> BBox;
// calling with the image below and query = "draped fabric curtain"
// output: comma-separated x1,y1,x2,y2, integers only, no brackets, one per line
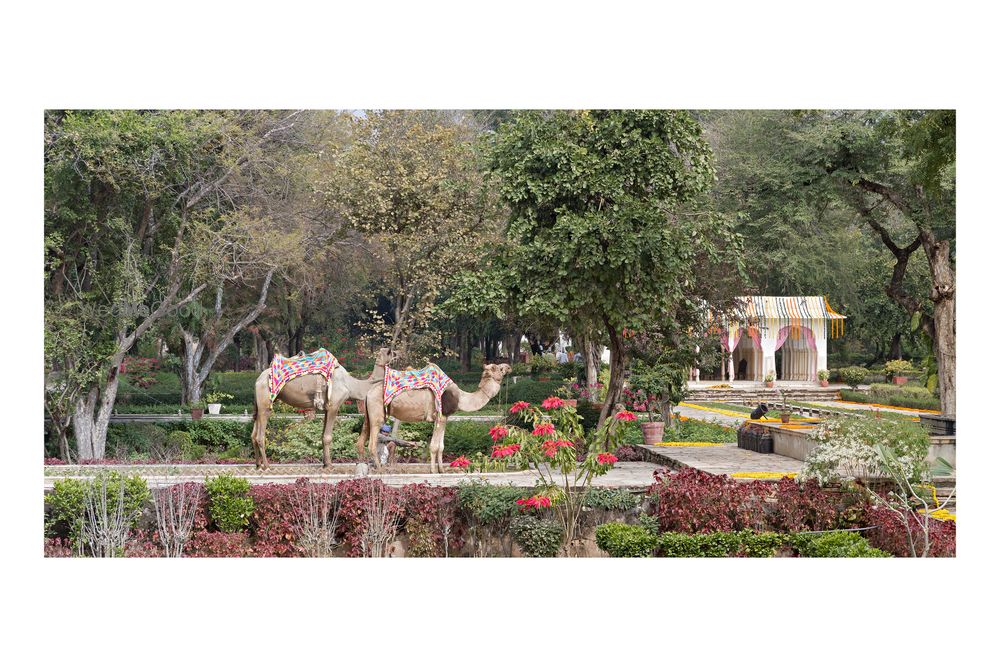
775,326,791,351
721,327,742,381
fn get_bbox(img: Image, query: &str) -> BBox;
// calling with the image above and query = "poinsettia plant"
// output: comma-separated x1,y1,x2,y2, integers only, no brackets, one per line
474,397,633,548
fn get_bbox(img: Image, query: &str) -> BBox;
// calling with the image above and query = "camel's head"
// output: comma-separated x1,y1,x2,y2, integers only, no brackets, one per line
375,347,395,367
482,363,512,383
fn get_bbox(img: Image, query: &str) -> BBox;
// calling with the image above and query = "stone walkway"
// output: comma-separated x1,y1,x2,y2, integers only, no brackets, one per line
639,442,803,477
42,461,665,491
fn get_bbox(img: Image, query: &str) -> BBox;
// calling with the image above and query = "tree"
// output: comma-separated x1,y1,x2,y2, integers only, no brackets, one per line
487,110,746,425
45,110,305,459
797,110,956,414
319,110,501,363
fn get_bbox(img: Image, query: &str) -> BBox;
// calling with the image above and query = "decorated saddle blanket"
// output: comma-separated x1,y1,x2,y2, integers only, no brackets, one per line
383,364,454,415
268,348,339,402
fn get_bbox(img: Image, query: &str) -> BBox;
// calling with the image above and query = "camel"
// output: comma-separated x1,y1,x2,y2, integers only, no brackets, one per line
358,363,512,473
251,347,394,469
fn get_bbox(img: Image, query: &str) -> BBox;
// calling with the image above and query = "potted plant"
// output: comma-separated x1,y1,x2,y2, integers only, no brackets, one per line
764,370,775,388
817,369,830,387
188,399,206,420
628,359,688,444
556,384,578,408
884,359,913,386
205,391,233,415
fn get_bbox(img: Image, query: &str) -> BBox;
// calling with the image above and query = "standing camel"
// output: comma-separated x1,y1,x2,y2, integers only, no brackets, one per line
251,348,394,469
359,363,511,473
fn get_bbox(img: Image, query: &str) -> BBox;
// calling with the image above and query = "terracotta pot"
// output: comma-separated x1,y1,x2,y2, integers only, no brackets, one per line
893,376,909,385
780,413,791,424
640,421,665,445
190,408,204,420
564,399,578,408
819,379,829,387
765,381,775,388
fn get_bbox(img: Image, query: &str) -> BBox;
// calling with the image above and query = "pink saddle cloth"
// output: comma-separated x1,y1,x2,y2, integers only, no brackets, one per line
268,348,339,402
383,364,454,415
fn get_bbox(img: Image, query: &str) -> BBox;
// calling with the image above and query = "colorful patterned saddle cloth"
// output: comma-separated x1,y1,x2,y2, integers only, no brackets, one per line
383,364,454,415
268,348,339,402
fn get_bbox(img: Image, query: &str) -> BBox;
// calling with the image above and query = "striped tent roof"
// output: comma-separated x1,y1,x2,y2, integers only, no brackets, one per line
710,296,846,339
735,296,845,322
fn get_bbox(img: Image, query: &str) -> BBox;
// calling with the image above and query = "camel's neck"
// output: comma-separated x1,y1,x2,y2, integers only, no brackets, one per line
456,378,502,412
344,367,383,400
367,363,386,382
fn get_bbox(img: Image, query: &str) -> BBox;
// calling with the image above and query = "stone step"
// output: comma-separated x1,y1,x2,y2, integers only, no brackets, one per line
687,388,841,402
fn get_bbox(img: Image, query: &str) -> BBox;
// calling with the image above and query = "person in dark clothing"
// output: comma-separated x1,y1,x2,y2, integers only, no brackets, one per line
737,358,747,380
750,403,768,420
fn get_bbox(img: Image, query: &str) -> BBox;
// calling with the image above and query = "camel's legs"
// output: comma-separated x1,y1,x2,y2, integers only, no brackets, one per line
367,402,386,469
252,400,272,469
322,386,349,468
429,416,447,474
355,405,370,460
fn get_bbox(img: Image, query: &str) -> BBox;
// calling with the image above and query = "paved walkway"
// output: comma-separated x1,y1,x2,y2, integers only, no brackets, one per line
43,461,665,491
639,442,803,477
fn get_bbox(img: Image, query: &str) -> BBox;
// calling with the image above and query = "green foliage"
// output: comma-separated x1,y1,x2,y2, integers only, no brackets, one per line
628,358,688,418
660,418,735,443
656,530,784,558
818,369,830,382
511,514,564,557
584,488,641,512
456,482,528,527
840,386,940,411
595,522,657,557
839,366,869,389
398,420,495,458
166,430,201,461
266,419,360,462
205,475,255,533
883,359,914,382
792,531,891,558
45,472,150,547
802,414,930,485
504,380,565,405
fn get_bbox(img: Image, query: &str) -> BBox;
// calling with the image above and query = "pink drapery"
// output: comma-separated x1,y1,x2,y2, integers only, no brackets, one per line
721,328,742,381
776,325,818,380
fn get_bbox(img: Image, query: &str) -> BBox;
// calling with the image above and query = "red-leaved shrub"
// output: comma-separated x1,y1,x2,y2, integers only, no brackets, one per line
648,468,842,534
864,505,956,557
400,484,464,556
337,478,404,556
44,537,73,557
185,530,253,557
249,483,306,557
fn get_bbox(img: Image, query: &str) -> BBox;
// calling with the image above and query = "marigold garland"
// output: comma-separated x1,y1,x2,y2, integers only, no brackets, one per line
654,441,725,448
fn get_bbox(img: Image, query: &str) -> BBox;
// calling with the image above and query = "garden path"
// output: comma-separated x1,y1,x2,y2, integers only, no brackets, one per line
638,442,803,478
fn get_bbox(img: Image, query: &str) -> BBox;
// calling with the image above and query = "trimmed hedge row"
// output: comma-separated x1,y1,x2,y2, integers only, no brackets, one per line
595,523,891,558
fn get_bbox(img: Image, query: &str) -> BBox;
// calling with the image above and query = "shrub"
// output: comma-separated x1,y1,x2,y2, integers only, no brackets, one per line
839,366,869,389
817,369,830,382
336,478,404,557
656,530,785,557
267,419,359,462
248,483,304,556
400,484,462,557
511,514,564,557
660,419,735,443
186,420,251,452
801,415,930,486
883,359,914,382
46,472,150,548
864,505,955,557
168,431,203,461
185,530,253,557
792,531,891,558
613,445,644,462
648,468,842,534
456,482,527,527
398,420,494,458
205,475,255,533
584,488,641,512
505,380,566,406
595,522,657,557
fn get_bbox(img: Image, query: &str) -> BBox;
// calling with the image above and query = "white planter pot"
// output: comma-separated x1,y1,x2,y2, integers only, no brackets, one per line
207,403,222,415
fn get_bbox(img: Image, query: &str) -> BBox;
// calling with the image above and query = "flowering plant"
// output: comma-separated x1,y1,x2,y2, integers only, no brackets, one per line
473,399,632,549
449,456,471,468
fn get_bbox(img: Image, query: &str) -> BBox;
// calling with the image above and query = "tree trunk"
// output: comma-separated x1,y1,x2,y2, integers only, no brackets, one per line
598,322,627,428
179,329,204,405
584,337,599,400
459,327,472,373
661,400,672,429
510,331,523,365
888,333,902,361
926,239,955,415
71,368,121,461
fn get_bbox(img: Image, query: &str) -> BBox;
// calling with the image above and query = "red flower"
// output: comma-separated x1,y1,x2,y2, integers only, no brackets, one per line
489,425,509,442
516,495,553,511
596,453,618,465
542,439,574,457
450,456,471,468
491,444,519,458
541,396,565,410
615,410,637,422
532,422,556,437
510,401,531,414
